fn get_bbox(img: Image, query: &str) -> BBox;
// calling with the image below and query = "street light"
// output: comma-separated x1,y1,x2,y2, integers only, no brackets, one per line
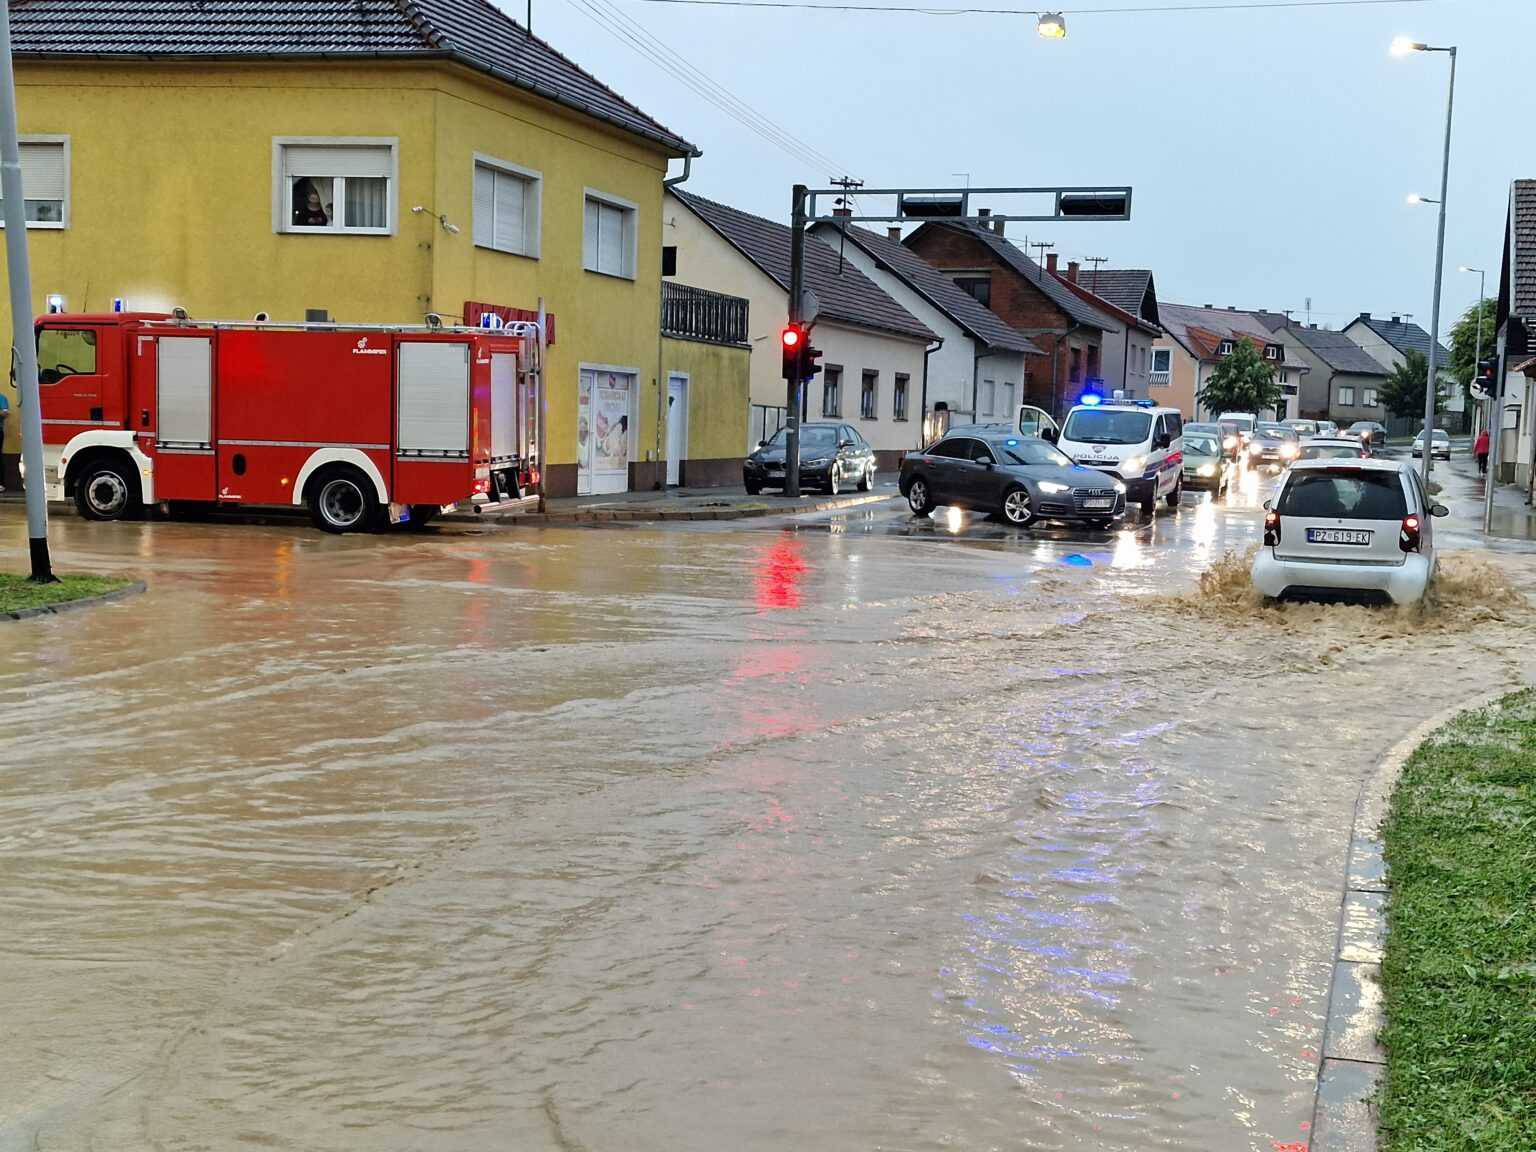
1406,193,1438,206
1036,11,1066,38
1393,35,1457,482
1461,264,1496,525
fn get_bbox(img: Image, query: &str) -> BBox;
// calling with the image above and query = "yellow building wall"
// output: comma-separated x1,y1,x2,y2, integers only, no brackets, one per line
1,60,712,493
662,335,750,482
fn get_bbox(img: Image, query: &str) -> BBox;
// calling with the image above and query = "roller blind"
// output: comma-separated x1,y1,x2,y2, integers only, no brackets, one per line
20,142,65,201
282,144,390,179
473,163,528,253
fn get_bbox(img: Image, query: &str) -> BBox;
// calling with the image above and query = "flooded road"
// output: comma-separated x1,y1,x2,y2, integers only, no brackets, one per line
2,473,1533,1151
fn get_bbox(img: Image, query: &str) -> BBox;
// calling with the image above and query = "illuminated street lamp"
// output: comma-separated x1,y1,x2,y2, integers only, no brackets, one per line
1393,34,1458,482
1036,11,1066,39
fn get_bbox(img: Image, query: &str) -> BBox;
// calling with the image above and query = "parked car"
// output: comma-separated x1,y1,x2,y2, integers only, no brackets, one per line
900,431,1126,528
1298,436,1370,462
1410,428,1452,460
1251,458,1447,604
1346,421,1388,452
1282,418,1319,438
743,422,877,495
1246,423,1300,470
1181,430,1231,493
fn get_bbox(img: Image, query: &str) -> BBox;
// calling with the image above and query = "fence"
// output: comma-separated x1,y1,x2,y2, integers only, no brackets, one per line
750,404,785,450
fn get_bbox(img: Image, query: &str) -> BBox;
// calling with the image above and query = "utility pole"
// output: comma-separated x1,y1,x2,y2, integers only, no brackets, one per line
1028,241,1054,280
0,0,53,582
786,183,807,498
1085,256,1107,293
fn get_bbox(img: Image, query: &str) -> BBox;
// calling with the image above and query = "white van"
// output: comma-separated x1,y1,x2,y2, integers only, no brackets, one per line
1056,399,1185,515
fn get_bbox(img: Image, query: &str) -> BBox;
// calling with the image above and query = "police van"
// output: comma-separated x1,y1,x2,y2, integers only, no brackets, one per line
1055,396,1185,515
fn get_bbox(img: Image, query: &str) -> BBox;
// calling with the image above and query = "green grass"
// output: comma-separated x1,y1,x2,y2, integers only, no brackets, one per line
1379,689,1536,1150
0,573,133,615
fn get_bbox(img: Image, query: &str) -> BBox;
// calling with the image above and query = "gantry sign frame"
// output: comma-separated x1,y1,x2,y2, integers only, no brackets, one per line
781,184,1134,497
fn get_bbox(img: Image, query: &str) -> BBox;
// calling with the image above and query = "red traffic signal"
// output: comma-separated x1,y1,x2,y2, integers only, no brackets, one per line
782,324,806,380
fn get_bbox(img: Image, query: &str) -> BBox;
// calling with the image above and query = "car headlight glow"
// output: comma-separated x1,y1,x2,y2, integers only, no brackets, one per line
1222,435,1237,449
1037,480,1070,494
1197,463,1216,477
805,457,830,467
1248,442,1263,456
1119,455,1146,476
1113,479,1126,493
1281,442,1299,458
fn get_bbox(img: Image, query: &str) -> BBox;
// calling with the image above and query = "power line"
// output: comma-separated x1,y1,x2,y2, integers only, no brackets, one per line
553,0,848,173
624,0,1432,15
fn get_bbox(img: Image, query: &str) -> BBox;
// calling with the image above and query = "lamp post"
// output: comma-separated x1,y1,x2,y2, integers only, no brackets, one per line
1394,36,1457,482
1459,264,1486,428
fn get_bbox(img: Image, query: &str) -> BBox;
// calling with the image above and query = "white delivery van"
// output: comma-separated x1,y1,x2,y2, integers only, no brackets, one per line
1056,398,1185,515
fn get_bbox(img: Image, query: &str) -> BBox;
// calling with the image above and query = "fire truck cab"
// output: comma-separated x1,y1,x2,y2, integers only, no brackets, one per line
33,313,542,532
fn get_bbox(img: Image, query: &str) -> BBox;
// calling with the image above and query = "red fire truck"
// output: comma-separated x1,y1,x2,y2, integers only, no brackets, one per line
35,313,543,532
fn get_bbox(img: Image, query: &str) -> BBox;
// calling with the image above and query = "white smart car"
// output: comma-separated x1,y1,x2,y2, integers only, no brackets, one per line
1251,458,1447,605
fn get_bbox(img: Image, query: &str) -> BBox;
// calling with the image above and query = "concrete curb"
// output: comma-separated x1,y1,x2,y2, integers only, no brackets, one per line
0,580,146,622
445,491,895,525
1307,685,1516,1151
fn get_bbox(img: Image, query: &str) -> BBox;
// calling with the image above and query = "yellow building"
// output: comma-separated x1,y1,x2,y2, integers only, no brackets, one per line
0,0,737,496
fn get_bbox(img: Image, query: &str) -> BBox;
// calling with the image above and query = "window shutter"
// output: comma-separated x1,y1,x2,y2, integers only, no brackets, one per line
283,144,390,179
19,142,65,201
598,202,624,274
583,198,600,269
472,163,495,248
492,170,525,253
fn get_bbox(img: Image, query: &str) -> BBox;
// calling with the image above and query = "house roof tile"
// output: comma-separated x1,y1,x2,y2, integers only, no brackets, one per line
10,0,696,155
1348,314,1450,360
916,222,1115,331
1512,180,1536,321
811,223,1039,354
1075,268,1158,326
1286,325,1390,376
677,193,936,343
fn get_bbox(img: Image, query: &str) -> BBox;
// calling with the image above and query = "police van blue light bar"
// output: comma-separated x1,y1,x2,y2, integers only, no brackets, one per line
1079,392,1102,406
111,297,126,313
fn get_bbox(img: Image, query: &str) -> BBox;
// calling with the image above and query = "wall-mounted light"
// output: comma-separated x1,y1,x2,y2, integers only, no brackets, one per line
411,205,461,235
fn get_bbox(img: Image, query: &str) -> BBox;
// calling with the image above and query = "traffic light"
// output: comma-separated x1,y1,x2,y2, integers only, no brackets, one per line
802,341,823,384
781,324,805,381
1472,356,1497,400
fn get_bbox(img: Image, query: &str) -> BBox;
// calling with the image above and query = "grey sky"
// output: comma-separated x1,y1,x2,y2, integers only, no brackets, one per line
512,0,1531,337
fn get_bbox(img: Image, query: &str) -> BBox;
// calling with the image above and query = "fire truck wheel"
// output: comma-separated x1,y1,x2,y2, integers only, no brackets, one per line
308,466,379,534
74,457,140,522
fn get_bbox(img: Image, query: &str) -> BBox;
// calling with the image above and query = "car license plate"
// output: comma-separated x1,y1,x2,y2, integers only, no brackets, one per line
1307,528,1372,545
1082,498,1113,510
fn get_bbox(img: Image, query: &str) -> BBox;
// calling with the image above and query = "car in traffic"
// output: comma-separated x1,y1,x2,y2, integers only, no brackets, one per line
1181,430,1231,493
900,431,1126,528
1252,458,1447,604
1056,399,1184,515
1346,420,1388,452
743,423,877,495
1246,422,1300,470
1410,428,1452,460
1298,436,1370,461
1281,418,1319,438
1316,419,1340,436
1217,412,1258,447
1185,421,1241,462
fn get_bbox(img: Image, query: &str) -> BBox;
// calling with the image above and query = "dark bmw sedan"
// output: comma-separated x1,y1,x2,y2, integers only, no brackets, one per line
899,432,1126,528
744,423,877,495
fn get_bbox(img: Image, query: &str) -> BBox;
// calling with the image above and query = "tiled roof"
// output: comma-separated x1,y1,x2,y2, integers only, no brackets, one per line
1159,303,1310,371
10,0,696,156
1050,272,1159,335
1077,268,1158,325
1286,326,1390,376
1348,314,1449,359
1513,180,1536,320
919,223,1114,331
812,224,1040,354
677,193,936,343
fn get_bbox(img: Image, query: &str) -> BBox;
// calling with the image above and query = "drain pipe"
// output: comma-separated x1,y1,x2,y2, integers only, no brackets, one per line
972,347,993,422
922,337,942,446
654,155,694,489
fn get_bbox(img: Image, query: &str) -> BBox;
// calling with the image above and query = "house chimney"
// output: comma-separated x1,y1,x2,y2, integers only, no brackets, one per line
831,206,851,217
993,217,1004,235
1358,312,1371,321
1045,252,1059,274
1204,303,1214,309
1390,314,1400,324
1227,305,1236,311
1310,323,1318,329
1066,260,1080,283
977,207,990,219
887,226,901,241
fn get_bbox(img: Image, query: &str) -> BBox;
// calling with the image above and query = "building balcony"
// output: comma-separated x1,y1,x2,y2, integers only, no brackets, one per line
662,282,750,346
1149,370,1171,387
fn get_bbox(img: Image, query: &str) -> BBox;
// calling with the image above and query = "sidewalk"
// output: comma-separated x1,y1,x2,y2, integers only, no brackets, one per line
1430,453,1536,542
443,477,899,525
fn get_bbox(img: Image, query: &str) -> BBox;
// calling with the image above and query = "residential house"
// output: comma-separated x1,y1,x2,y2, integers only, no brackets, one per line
1049,265,1162,400
1258,320,1389,425
668,191,937,467
1155,304,1310,420
660,283,753,487
903,216,1113,417
1339,312,1459,434
807,222,1040,437
0,0,711,497
1494,179,1536,487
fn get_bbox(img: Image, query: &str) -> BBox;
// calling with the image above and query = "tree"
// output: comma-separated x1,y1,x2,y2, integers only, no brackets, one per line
1196,339,1283,416
1380,348,1436,419
1448,297,1497,399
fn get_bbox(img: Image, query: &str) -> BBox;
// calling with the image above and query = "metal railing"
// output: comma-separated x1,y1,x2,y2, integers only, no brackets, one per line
1148,369,1171,387
663,282,749,345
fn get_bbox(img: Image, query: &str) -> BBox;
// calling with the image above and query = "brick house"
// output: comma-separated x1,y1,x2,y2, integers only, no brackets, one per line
904,217,1112,418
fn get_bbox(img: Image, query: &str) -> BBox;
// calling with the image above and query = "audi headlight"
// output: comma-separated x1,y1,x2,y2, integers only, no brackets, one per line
1113,479,1126,493
1281,442,1299,458
1197,463,1216,477
1037,481,1070,494
1120,455,1146,476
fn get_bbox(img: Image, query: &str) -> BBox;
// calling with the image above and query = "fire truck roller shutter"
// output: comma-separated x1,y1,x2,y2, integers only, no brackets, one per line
398,342,470,456
292,448,388,506
490,352,516,463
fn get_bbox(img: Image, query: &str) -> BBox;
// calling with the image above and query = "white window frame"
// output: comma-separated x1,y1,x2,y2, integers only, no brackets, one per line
583,187,639,280
1264,345,1281,360
1338,385,1356,406
1218,340,1235,356
1150,348,1172,374
472,152,541,259
272,136,398,236
1362,388,1380,408
0,135,69,230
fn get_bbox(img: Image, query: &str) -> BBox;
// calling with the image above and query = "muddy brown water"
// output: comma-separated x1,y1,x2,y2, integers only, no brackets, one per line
2,503,1533,1151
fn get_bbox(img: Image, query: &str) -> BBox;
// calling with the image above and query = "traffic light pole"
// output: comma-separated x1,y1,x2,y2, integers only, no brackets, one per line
785,184,807,498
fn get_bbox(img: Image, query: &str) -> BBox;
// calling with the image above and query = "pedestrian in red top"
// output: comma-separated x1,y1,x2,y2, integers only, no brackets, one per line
1475,427,1490,475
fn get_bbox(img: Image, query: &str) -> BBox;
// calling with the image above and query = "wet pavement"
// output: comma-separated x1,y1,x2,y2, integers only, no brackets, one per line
3,458,1535,1151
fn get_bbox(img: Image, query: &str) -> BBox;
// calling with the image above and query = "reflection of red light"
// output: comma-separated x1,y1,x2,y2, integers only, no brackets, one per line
754,535,808,609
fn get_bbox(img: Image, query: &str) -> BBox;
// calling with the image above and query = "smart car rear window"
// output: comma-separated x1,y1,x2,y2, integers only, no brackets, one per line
1278,471,1406,519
